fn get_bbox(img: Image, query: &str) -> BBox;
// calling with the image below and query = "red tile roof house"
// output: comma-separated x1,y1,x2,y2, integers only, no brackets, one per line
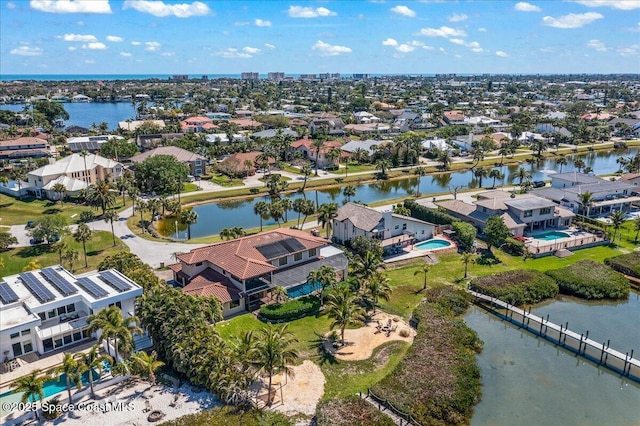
0,137,50,159
217,151,276,177
180,116,220,133
130,146,207,176
290,139,344,168
443,110,467,125
169,228,348,317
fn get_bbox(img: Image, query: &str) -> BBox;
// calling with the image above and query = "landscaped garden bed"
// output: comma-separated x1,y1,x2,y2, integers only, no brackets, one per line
258,295,321,322
604,252,640,279
470,270,559,305
546,260,630,299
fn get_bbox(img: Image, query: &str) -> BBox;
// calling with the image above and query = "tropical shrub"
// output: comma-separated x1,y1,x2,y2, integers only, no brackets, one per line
259,295,321,321
502,237,525,256
160,405,291,426
403,199,456,225
546,260,629,299
604,252,640,279
451,221,476,252
316,397,396,426
372,286,482,426
470,270,558,305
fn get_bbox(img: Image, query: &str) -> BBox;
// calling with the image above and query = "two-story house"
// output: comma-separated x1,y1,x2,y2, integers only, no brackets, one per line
0,137,50,160
308,114,345,137
0,266,145,361
333,203,437,255
179,116,219,133
129,146,206,177
290,139,343,168
169,229,348,317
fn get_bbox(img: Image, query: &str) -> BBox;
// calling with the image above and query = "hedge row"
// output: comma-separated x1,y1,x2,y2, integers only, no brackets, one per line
470,270,558,305
258,295,321,321
403,199,456,225
604,252,640,279
546,260,630,299
316,397,396,426
372,286,482,426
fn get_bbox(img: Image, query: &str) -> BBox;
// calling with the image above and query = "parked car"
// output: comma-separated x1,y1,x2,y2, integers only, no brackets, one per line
533,181,546,188
25,220,35,229
30,237,44,245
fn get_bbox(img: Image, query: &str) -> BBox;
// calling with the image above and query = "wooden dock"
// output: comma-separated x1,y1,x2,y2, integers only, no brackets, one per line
468,290,640,382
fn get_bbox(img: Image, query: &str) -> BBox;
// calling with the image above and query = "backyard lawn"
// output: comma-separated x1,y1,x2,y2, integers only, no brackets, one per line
0,230,128,276
209,174,244,187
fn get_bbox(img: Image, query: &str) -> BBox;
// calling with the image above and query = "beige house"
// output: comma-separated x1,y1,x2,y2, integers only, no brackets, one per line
130,146,207,176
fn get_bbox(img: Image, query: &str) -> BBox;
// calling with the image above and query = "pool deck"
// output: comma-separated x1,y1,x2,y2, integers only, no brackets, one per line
383,236,457,264
525,228,605,255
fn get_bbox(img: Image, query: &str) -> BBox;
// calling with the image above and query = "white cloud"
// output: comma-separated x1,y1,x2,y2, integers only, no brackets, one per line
287,6,336,18
30,0,111,13
161,52,175,56
106,35,124,42
396,44,416,53
422,45,435,51
76,20,84,26
542,12,603,29
145,41,161,51
416,26,467,38
449,38,465,45
382,38,398,46
68,46,76,51
234,21,250,26
264,43,276,49
514,2,542,12
131,41,142,46
122,0,211,18
586,39,607,51
448,13,468,22
85,59,96,64
11,46,43,56
618,44,639,56
573,1,640,10
243,46,261,54
83,42,106,50
477,27,487,32
120,52,132,57
7,2,16,9
311,40,352,56
255,18,271,27
59,33,97,42
449,38,484,53
496,50,509,57
214,48,252,59
391,5,416,17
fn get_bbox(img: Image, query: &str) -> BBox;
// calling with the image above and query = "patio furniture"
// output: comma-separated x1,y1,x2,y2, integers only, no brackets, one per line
144,400,152,413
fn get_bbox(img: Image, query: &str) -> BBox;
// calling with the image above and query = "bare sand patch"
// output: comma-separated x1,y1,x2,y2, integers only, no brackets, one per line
323,311,416,361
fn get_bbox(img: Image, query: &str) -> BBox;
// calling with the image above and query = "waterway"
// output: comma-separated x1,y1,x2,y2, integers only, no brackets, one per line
466,292,640,426
161,148,639,239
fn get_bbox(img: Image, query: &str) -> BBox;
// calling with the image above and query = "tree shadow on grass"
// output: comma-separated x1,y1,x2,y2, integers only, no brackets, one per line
43,208,62,215
17,245,55,258
310,332,338,367
475,249,502,266
0,202,14,209
86,249,104,257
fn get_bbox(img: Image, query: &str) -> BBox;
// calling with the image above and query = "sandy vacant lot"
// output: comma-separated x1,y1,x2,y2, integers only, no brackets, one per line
324,311,416,361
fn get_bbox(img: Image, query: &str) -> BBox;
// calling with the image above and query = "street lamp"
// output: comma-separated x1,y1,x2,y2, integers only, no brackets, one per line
175,220,179,240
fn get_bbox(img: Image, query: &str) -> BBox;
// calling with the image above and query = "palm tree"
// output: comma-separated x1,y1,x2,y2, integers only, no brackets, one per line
269,200,285,226
412,263,430,290
307,264,337,305
10,168,26,200
343,185,356,202
292,198,306,228
62,248,79,273
87,180,116,216
498,146,509,165
103,209,118,246
130,351,165,383
299,199,316,228
375,158,391,178
253,200,270,232
271,285,289,304
180,209,198,240
474,167,489,188
514,167,531,188
489,169,504,188
461,252,477,279
279,198,293,223
76,345,112,399
137,199,148,234
609,210,626,242
220,228,233,240
413,166,426,196
74,223,93,268
56,353,81,403
317,202,338,238
437,150,452,170
556,157,568,173
353,251,384,282
249,324,299,406
326,286,366,345
300,164,313,191
128,186,140,216
51,182,67,206
574,159,586,173
366,271,391,313
115,177,130,206
633,216,640,242
80,150,90,185
327,147,341,168
88,306,141,362
578,191,594,217
11,369,49,420
311,139,325,176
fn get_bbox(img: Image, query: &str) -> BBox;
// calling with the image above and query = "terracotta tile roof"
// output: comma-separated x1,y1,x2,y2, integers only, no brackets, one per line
181,116,213,124
291,139,342,154
182,269,241,303
130,146,206,163
228,119,263,128
177,228,327,280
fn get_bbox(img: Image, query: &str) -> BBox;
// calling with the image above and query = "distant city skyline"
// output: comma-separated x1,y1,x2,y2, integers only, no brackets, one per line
1,0,639,75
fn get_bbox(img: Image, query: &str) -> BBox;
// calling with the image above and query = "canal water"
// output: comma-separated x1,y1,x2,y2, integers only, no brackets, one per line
466,292,640,426
162,148,640,239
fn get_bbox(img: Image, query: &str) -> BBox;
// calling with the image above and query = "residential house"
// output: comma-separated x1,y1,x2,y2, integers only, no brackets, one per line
443,110,467,125
67,135,124,154
227,119,263,130
344,123,393,135
180,116,219,133
27,153,123,199
136,133,183,149
333,203,437,256
130,146,207,176
341,139,390,160
118,120,165,132
205,133,248,145
438,190,575,236
0,137,50,159
0,266,145,360
71,94,91,103
251,128,299,139
618,173,640,187
169,228,348,317
218,151,275,176
608,118,640,137
290,139,343,168
308,114,345,136
353,111,381,124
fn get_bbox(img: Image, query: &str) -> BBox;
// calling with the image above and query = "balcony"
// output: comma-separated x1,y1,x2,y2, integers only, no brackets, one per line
37,311,88,340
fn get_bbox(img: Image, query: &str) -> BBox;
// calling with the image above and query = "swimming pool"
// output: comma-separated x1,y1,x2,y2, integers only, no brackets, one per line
287,281,322,299
532,231,571,241
414,239,452,250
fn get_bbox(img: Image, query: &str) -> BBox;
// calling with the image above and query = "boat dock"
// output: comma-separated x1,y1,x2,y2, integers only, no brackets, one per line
468,290,640,382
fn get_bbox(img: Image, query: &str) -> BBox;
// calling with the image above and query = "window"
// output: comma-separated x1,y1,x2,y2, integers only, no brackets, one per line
195,159,202,165
23,341,33,353
394,225,400,230
66,304,75,313
279,257,288,266
63,334,72,345
195,169,202,175
540,207,552,215
10,332,19,339
482,207,487,213
524,210,533,218
294,252,302,261
308,248,317,257
195,262,203,266
73,331,82,342
108,301,122,309
38,313,46,321
229,299,240,309
57,306,66,316
12,342,22,357
43,338,53,352
402,223,407,230
48,309,57,319
54,338,63,348
21,329,30,336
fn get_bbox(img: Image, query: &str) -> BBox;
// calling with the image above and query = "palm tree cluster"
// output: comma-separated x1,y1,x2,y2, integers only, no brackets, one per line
220,226,246,240
87,305,142,361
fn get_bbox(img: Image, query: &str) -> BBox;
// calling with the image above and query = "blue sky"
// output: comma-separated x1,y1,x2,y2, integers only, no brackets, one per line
1,0,639,75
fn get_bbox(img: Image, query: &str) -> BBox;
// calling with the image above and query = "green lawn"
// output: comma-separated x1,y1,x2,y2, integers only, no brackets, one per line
333,163,377,175
209,174,244,187
182,183,200,193
0,230,128,277
0,194,132,226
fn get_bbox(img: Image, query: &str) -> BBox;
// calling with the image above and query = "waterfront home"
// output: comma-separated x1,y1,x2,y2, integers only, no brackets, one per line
205,133,248,145
217,151,276,176
130,146,206,177
0,137,50,160
71,94,91,103
118,120,166,132
136,132,183,149
27,153,123,199
291,138,344,168
227,118,263,130
438,190,575,236
333,202,437,256
169,228,348,317
353,111,381,124
180,116,218,133
66,135,124,154
341,139,390,160
0,266,144,360
344,123,393,136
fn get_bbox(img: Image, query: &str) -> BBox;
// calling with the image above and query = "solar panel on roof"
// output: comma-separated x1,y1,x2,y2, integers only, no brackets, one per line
99,270,132,292
255,237,307,260
76,277,109,299
19,272,56,303
0,282,19,304
41,268,78,296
